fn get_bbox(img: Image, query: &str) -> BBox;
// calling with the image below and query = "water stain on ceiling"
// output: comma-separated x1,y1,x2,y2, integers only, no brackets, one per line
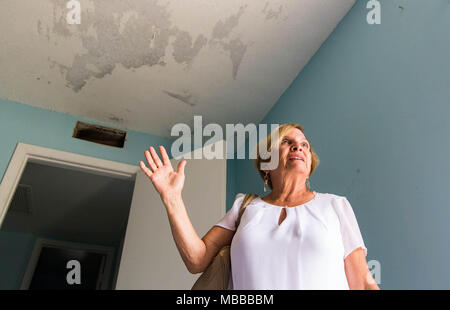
0,0,356,137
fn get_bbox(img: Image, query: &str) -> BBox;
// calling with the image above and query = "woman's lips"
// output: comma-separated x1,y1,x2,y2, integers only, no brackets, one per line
288,156,304,161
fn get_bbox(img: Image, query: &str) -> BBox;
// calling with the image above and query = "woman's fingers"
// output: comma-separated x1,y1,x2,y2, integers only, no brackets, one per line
139,160,153,178
149,146,163,168
143,146,172,175
159,146,171,166
145,150,157,172
177,160,186,175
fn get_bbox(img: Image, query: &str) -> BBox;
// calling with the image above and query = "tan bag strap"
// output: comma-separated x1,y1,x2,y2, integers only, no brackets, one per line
235,193,258,228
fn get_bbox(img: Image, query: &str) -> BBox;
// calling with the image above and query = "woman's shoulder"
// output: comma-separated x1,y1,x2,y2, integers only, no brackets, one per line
315,192,358,218
315,192,350,207
315,191,343,200
233,192,259,204
231,193,250,208
233,193,246,204
231,193,262,210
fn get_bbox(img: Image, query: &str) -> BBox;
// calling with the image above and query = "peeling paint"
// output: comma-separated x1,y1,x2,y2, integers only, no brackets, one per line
37,20,42,34
221,38,247,79
46,0,249,91
163,90,196,107
211,6,245,40
150,25,159,49
118,11,139,35
209,6,248,80
48,0,174,92
171,28,207,65
265,5,283,20
262,3,283,20
52,1,72,38
49,58,70,76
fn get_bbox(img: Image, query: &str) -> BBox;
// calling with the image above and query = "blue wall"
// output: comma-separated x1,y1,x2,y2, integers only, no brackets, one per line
0,231,35,289
230,0,450,289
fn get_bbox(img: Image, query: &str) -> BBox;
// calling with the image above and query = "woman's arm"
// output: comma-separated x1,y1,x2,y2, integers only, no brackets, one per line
344,247,380,290
139,146,233,274
164,196,234,273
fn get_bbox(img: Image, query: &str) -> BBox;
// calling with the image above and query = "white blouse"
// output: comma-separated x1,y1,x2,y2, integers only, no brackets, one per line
214,191,368,290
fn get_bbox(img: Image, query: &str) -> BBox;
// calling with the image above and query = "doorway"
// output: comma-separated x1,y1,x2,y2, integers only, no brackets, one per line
0,142,227,289
0,143,137,290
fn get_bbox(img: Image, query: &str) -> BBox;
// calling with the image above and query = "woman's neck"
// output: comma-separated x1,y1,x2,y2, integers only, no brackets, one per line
266,174,312,205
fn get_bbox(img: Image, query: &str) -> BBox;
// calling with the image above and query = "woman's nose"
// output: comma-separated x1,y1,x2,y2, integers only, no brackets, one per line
291,144,301,152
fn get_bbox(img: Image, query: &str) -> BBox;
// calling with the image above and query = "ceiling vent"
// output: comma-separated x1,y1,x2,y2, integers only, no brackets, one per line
9,184,33,214
72,121,127,148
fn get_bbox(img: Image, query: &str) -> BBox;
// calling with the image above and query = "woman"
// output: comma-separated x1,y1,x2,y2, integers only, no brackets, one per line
139,123,380,290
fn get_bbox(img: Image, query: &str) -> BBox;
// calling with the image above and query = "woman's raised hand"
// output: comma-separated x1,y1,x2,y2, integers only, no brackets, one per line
139,146,187,202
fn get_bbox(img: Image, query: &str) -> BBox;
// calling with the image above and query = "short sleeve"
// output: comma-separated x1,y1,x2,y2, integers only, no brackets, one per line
214,193,245,231
334,196,368,259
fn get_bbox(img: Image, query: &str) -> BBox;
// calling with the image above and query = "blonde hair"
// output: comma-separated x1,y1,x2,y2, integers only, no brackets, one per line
254,123,320,190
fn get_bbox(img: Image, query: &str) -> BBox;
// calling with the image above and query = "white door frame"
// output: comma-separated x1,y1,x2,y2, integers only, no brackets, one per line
0,142,139,227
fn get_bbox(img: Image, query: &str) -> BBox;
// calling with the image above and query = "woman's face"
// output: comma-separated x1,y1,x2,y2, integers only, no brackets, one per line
270,128,312,178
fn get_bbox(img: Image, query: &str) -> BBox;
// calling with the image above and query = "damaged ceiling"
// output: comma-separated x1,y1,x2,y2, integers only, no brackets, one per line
0,0,355,137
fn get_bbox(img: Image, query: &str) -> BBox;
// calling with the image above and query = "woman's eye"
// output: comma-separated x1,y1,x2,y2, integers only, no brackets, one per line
302,143,309,148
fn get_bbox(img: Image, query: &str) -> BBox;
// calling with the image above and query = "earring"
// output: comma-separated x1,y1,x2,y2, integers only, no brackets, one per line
264,172,269,192
306,178,311,191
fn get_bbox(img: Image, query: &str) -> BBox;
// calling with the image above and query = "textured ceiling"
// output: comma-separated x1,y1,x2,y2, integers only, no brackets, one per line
0,0,355,137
